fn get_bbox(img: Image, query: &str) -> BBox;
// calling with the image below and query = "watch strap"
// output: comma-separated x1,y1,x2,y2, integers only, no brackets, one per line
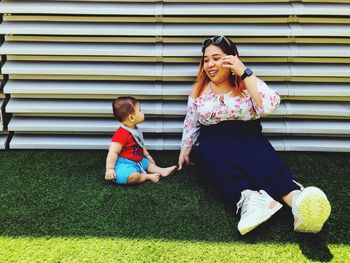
240,68,253,80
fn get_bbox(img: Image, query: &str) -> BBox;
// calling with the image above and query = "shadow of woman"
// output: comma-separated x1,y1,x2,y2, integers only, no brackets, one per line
297,233,333,262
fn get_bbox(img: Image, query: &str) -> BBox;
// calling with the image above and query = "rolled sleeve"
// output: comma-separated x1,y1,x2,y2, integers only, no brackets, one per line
181,96,200,147
251,79,281,117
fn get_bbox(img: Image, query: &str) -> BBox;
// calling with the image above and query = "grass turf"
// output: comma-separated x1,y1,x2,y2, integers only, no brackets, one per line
0,150,349,262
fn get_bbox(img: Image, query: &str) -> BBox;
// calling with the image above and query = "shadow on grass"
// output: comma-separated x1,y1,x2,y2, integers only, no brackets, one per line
297,233,333,262
0,150,348,261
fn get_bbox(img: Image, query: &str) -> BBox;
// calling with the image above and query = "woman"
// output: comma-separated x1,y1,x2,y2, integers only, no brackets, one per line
177,35,331,235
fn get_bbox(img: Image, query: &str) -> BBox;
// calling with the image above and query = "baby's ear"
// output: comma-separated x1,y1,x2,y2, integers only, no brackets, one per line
128,114,135,122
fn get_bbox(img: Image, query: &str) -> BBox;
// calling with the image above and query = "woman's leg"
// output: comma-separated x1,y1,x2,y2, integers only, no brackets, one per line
195,139,252,204
196,139,283,235
283,185,331,233
234,134,300,201
239,135,331,233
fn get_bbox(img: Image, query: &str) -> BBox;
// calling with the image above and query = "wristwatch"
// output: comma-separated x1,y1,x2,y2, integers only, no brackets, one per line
240,68,253,80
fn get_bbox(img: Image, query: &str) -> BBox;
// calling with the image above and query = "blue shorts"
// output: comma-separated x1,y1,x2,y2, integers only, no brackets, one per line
113,157,150,184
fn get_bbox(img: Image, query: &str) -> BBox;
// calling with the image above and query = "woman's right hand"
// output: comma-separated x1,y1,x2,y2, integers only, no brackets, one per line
178,147,192,170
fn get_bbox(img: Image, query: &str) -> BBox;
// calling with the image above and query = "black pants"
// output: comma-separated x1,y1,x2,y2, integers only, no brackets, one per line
191,120,299,204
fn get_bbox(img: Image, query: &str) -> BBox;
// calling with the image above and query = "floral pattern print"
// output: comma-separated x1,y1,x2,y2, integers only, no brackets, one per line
181,79,280,147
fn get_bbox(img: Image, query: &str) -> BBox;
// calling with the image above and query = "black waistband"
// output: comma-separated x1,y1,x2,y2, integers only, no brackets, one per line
199,119,262,139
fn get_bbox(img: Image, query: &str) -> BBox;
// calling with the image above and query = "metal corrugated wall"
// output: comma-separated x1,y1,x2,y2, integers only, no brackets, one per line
0,0,349,151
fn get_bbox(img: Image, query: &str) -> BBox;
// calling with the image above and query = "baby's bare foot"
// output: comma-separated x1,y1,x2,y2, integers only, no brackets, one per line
160,166,177,177
147,173,160,183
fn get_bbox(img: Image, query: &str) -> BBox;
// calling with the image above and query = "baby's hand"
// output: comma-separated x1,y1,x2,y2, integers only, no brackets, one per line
105,169,116,180
146,155,155,164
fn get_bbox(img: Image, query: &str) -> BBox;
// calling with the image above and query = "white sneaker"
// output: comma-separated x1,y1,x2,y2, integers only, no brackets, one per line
292,181,331,233
236,189,283,235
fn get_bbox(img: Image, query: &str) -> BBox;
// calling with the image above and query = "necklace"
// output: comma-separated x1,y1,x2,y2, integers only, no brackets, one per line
209,82,232,95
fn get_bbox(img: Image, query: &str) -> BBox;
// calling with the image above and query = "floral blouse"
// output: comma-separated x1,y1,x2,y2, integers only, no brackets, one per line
181,79,281,147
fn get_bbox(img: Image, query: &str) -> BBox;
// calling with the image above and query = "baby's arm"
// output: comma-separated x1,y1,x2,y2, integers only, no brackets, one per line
105,142,122,180
143,147,155,163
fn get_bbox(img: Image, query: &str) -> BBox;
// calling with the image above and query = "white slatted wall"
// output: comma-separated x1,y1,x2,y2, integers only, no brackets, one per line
0,14,7,149
0,0,349,151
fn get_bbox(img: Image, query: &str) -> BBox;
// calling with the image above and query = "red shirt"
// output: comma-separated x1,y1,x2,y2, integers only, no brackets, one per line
112,127,143,162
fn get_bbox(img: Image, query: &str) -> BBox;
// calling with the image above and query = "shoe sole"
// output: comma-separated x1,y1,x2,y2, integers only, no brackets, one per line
294,187,331,233
239,202,283,235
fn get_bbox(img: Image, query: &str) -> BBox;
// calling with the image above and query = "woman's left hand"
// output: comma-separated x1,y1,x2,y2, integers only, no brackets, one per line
222,55,246,76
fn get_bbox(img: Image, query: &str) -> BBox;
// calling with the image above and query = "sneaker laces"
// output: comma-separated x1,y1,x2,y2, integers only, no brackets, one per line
236,194,246,214
293,180,304,190
236,190,262,215
291,180,304,217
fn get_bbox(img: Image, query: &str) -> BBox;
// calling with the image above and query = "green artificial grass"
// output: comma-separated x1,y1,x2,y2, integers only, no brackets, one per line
0,150,349,262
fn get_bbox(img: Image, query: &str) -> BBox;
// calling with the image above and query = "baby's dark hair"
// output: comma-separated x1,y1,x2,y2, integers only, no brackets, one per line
112,96,138,122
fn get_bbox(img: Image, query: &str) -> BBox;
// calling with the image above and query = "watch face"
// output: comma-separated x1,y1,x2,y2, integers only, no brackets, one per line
245,68,253,76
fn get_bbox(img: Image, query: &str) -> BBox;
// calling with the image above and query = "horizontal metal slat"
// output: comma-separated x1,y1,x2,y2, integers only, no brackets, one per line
281,137,350,152
3,61,167,77
6,35,350,45
0,2,157,15
9,134,350,152
283,101,350,118
2,42,350,58
3,61,350,79
5,99,183,116
3,80,181,97
9,134,175,150
8,116,350,136
2,2,350,16
30,0,346,2
4,80,350,101
8,117,180,133
0,42,161,56
165,0,350,3
6,98,350,119
283,82,350,99
167,23,350,37
11,15,348,25
0,135,7,149
7,55,350,64
292,3,350,16
283,119,350,136
2,22,350,37
165,3,350,16
0,22,162,36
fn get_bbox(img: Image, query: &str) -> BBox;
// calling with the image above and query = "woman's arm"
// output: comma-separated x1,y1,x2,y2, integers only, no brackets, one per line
248,78,281,116
178,89,200,170
222,55,262,107
181,96,200,146
242,74,263,108
222,55,280,116
178,146,193,170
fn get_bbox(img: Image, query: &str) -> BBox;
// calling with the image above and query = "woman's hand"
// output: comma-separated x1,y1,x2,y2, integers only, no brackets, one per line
222,55,246,76
105,168,116,180
178,147,192,170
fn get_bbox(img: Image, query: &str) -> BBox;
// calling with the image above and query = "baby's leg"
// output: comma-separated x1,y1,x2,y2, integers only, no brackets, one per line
127,172,160,184
147,163,177,177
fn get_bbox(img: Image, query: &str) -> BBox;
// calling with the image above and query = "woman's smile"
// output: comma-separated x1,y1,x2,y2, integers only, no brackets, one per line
208,69,218,77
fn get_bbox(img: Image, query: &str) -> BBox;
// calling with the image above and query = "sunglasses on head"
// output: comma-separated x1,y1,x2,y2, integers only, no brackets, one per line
202,35,231,52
